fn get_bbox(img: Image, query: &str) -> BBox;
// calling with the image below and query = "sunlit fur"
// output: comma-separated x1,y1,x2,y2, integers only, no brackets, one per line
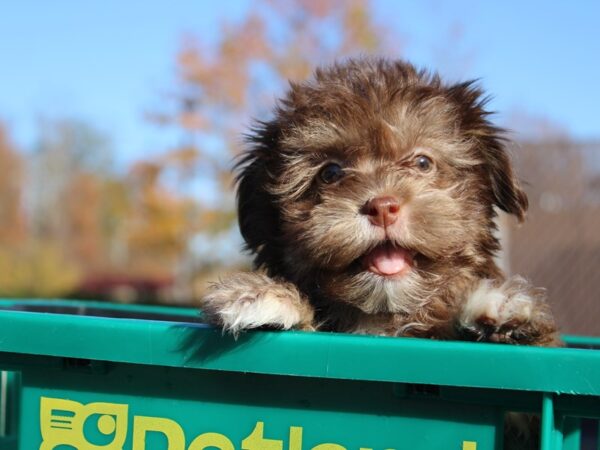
202,57,560,346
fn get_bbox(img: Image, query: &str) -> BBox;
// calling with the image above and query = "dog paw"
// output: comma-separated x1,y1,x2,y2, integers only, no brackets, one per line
457,276,559,345
201,272,315,335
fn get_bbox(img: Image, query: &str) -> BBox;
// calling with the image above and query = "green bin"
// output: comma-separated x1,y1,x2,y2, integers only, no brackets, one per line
0,299,598,450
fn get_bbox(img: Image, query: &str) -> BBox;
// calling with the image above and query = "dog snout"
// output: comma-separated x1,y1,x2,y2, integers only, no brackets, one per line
362,196,401,228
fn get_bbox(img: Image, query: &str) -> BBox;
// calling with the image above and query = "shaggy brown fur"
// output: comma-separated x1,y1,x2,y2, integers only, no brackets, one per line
202,57,560,347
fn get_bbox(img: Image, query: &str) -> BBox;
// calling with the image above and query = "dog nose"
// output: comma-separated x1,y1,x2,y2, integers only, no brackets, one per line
363,196,401,227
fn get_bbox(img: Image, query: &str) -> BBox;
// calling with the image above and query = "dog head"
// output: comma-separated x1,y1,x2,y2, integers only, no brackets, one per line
236,58,527,315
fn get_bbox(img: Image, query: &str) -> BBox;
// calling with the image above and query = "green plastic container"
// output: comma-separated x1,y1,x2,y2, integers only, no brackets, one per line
0,299,598,450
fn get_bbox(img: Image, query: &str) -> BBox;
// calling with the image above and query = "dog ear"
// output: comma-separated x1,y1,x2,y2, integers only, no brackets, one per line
235,121,282,269
481,134,529,222
448,81,529,222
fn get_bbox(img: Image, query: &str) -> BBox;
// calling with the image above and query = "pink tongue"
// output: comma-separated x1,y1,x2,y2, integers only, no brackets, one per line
365,246,410,276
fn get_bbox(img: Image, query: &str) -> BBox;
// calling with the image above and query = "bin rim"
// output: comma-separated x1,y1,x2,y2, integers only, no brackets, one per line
0,298,599,396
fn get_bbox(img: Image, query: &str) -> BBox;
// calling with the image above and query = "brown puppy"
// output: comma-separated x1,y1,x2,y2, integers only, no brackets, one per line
202,57,560,346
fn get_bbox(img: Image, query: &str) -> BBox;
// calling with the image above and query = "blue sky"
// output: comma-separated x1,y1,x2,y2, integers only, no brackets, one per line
1,0,599,164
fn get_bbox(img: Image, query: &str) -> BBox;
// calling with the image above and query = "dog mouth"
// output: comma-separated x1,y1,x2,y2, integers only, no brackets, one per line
360,241,415,277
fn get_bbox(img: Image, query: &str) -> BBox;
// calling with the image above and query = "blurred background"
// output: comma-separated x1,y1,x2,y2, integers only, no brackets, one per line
0,0,598,335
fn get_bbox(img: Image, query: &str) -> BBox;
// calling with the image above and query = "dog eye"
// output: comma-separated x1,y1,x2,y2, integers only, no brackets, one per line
415,155,433,172
319,163,345,183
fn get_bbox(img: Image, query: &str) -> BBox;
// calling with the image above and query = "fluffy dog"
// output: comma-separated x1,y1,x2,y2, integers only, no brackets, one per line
202,57,559,347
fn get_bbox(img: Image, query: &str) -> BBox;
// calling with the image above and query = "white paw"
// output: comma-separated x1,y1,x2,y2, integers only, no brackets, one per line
201,273,314,335
216,291,305,332
458,277,544,344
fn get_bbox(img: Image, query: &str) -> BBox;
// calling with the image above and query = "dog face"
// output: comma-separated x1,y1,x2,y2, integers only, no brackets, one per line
237,58,528,316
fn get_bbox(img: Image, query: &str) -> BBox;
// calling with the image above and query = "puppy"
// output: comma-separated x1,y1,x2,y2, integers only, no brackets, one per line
202,57,560,347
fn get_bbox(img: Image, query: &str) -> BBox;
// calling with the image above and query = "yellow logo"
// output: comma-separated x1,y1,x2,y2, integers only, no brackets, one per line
40,397,128,450
39,396,477,450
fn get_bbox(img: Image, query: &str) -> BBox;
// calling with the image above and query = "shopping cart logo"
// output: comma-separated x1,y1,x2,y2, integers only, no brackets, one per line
40,397,128,450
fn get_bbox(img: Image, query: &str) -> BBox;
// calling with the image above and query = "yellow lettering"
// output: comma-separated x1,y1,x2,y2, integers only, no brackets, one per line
39,396,410,450
463,442,477,450
132,416,185,450
289,426,303,450
242,421,283,450
188,432,235,450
